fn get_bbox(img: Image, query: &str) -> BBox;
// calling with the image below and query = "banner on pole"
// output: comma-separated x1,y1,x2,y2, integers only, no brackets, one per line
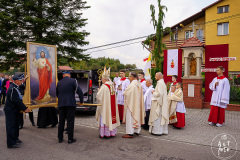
167,49,178,76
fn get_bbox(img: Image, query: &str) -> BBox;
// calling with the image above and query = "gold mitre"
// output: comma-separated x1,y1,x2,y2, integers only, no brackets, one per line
102,66,110,79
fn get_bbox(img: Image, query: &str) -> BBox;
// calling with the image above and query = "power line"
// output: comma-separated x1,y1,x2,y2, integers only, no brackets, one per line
84,13,240,54
84,40,143,54
85,35,150,51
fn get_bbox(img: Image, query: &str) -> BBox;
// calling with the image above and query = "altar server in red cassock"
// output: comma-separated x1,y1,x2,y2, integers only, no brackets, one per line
208,66,230,127
173,82,186,129
116,69,130,122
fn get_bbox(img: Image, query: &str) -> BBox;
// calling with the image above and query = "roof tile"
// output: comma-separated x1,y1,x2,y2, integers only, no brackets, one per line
180,37,205,48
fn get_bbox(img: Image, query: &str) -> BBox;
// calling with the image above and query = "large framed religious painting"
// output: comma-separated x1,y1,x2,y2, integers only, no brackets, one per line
24,42,57,108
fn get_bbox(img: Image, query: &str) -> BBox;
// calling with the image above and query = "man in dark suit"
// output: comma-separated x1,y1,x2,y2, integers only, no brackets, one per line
19,75,35,128
57,71,83,144
4,74,30,148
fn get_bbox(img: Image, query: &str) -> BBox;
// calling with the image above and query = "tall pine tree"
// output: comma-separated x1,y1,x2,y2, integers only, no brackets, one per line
0,0,90,71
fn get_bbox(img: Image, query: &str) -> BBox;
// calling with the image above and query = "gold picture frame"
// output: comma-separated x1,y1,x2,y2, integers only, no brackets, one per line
23,42,58,110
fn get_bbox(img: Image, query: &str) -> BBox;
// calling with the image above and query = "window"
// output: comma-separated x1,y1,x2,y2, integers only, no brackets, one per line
185,31,193,39
197,29,203,41
217,22,229,35
174,33,178,40
218,5,229,14
170,33,178,41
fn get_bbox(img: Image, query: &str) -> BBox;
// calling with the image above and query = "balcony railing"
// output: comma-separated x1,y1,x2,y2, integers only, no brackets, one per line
149,37,205,50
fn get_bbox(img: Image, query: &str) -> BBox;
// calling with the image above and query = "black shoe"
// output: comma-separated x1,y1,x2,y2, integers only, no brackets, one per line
7,144,20,149
59,139,63,143
16,139,22,144
151,133,162,136
173,125,181,129
32,122,35,126
68,138,77,144
104,136,110,139
51,124,57,128
19,126,23,129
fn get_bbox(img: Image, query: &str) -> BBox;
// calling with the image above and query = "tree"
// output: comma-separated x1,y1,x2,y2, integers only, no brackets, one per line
0,0,90,71
125,64,137,71
144,0,172,84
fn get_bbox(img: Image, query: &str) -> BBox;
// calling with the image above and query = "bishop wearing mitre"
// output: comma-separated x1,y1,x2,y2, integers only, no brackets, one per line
122,72,145,138
149,72,169,136
96,67,120,138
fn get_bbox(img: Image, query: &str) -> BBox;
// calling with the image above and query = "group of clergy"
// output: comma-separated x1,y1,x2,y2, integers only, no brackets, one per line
95,67,186,139
95,65,230,139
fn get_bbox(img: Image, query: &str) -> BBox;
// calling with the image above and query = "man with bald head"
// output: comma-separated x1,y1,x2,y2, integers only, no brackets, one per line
149,72,169,136
143,79,154,130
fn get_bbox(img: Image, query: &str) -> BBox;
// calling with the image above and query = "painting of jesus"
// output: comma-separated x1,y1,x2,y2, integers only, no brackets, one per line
28,42,57,105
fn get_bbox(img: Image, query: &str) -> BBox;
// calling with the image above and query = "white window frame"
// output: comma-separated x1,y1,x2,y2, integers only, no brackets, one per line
196,29,204,41
217,5,229,14
185,30,193,39
217,22,229,36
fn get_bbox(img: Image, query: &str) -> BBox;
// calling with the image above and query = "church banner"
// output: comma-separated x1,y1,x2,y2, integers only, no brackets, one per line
167,49,178,76
23,42,57,108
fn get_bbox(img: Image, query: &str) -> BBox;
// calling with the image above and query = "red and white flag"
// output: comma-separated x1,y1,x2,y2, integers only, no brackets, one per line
167,49,178,76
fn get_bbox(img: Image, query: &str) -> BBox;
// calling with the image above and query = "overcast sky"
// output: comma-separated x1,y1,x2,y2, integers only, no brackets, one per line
82,0,217,69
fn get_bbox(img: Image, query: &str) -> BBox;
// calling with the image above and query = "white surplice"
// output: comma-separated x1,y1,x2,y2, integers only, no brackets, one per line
209,77,230,108
144,85,154,111
116,78,130,105
113,77,121,85
141,80,148,95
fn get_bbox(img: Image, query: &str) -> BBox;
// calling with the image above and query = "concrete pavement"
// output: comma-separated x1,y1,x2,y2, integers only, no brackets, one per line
0,105,240,160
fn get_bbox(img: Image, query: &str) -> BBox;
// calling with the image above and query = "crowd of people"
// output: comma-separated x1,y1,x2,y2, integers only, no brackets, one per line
96,68,186,139
1,65,230,148
96,66,229,139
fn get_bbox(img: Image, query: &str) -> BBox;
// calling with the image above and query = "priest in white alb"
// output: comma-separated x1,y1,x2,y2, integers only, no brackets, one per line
96,67,120,138
122,72,145,138
208,66,230,127
143,79,154,130
149,72,169,136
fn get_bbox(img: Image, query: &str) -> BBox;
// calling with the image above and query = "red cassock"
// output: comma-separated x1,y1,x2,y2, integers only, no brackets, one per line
208,76,226,124
174,112,185,128
35,59,52,100
118,105,124,121
118,77,127,121
208,106,225,124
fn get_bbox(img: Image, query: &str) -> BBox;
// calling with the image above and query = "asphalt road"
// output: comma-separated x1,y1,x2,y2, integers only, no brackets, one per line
0,109,239,160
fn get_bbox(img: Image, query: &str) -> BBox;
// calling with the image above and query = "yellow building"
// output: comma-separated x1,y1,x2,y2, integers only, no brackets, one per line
153,0,240,74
